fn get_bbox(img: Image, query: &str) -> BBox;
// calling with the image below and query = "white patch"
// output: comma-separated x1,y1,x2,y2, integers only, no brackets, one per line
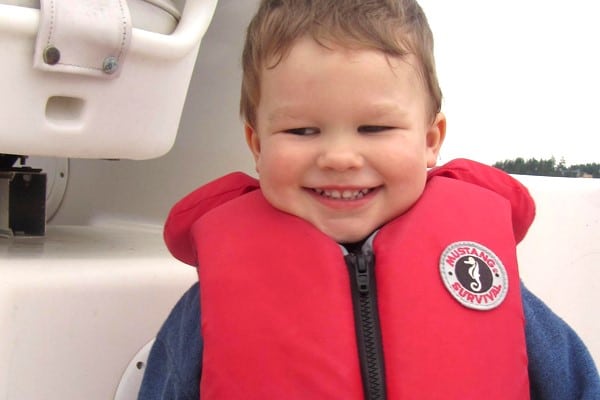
439,241,508,311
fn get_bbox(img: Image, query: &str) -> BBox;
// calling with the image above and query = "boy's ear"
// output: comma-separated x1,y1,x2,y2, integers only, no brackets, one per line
245,123,261,170
426,112,446,168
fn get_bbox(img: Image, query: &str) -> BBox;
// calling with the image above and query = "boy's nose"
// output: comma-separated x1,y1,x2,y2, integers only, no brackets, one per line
316,141,364,171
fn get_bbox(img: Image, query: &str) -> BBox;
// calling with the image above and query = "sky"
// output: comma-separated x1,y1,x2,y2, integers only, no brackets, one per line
418,1,600,166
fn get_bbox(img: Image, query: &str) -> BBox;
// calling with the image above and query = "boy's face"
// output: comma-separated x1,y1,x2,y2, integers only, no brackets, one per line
245,36,445,243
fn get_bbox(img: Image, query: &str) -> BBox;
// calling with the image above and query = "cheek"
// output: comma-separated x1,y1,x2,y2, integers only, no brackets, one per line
376,151,429,201
257,148,284,174
260,141,309,174
370,144,428,178
256,148,298,188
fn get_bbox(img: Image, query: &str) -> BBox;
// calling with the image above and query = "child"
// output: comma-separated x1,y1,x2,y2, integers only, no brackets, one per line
138,0,600,398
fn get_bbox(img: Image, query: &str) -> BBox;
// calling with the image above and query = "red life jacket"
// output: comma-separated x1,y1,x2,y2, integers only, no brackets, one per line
187,172,531,399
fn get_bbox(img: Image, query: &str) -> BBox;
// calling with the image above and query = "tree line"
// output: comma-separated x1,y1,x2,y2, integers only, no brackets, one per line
493,157,600,178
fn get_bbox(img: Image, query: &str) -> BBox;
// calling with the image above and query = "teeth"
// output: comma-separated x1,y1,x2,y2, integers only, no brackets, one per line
313,188,370,200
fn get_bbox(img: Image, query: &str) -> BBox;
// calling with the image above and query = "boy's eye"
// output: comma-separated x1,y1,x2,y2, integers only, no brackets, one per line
283,127,320,136
358,125,394,133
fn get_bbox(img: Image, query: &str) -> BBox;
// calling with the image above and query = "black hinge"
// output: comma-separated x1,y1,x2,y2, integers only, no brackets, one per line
345,252,387,400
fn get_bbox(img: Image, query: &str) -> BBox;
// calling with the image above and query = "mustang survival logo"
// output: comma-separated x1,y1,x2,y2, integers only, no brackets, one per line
440,241,508,311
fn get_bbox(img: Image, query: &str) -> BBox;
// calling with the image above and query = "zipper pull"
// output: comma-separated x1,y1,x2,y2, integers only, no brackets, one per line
346,252,374,295
354,253,371,294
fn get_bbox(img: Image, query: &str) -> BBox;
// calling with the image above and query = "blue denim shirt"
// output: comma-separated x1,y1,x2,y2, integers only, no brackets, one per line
138,282,600,399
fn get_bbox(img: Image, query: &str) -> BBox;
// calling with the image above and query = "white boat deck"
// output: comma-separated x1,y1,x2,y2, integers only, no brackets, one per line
1,175,598,399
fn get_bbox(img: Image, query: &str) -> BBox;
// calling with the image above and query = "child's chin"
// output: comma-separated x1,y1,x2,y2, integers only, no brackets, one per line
324,227,373,245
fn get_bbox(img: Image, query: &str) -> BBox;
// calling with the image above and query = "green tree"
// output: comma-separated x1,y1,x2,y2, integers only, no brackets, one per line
493,157,599,178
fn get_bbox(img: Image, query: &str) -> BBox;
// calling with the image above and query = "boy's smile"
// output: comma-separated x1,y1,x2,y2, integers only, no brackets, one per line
306,185,380,210
245,36,445,243
309,187,375,201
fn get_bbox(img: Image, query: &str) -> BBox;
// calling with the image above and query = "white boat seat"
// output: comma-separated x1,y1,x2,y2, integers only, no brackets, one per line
0,0,218,159
2,0,181,34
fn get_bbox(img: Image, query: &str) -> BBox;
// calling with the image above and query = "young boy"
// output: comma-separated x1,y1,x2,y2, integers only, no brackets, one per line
138,0,600,398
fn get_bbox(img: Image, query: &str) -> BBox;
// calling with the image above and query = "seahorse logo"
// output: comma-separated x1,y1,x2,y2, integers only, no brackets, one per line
465,256,482,291
439,241,509,311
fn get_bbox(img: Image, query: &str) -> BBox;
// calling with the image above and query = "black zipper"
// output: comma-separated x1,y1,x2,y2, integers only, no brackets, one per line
345,252,387,400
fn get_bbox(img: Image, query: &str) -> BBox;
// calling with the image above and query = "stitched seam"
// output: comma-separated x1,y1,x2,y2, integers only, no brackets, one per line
50,62,101,71
46,0,55,47
47,0,128,71
116,0,128,62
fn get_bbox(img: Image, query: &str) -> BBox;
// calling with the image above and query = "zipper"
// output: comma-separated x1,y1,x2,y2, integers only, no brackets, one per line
345,251,387,400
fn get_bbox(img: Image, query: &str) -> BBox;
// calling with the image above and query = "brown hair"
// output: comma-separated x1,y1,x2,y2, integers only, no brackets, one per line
240,0,442,128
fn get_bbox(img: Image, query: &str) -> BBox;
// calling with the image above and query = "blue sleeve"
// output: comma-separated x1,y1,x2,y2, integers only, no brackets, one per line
137,281,600,399
523,283,600,400
137,283,202,400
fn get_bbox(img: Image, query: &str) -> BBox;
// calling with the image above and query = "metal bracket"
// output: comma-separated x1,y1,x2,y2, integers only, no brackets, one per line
0,167,47,237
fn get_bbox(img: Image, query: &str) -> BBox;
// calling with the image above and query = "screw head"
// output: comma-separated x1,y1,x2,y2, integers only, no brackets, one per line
102,57,119,74
43,46,61,65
